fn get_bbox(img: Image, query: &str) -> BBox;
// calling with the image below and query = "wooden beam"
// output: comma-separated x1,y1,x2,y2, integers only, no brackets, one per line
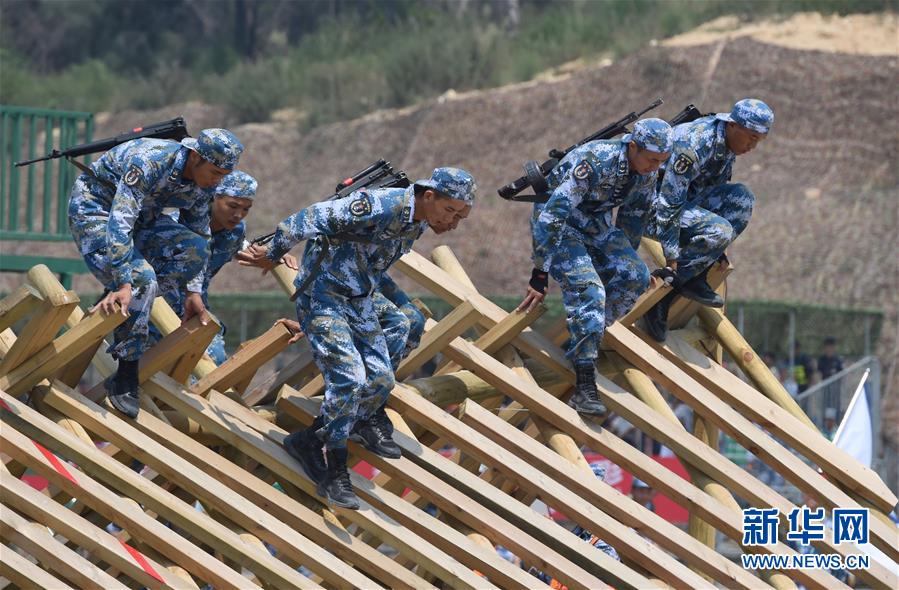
396,250,573,380
668,261,731,329
381,387,720,590
0,390,317,590
458,399,773,589
1,543,75,590
37,383,371,590
141,374,502,590
395,300,480,380
438,331,860,590
603,324,898,584
80,314,220,402
659,331,898,513
242,343,316,406
0,306,126,397
0,289,79,374
149,298,219,380
437,304,546,375
1,506,126,589
700,305,818,429
281,394,610,590
618,282,671,326
191,322,292,397
602,352,797,590
1,474,195,590
0,284,42,333
128,391,435,590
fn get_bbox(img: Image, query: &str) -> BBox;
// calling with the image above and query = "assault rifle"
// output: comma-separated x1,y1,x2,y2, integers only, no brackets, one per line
14,117,190,167
497,100,705,203
250,159,410,246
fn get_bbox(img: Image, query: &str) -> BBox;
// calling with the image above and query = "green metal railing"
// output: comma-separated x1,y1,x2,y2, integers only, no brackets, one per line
0,105,94,241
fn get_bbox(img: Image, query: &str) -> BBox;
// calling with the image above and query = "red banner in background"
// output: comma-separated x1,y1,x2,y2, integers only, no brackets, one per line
549,454,691,524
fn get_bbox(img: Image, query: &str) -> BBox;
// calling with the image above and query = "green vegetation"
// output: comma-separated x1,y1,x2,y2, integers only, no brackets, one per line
2,0,892,126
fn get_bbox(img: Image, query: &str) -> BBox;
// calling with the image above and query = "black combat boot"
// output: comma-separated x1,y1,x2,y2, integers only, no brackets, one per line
349,407,401,459
317,448,360,509
644,291,675,342
676,267,724,307
567,361,607,417
106,359,140,419
283,416,327,484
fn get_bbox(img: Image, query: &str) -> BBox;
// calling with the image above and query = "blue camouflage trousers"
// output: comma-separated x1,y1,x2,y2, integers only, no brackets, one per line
675,182,754,280
550,226,650,362
372,292,426,371
81,215,208,361
296,291,394,449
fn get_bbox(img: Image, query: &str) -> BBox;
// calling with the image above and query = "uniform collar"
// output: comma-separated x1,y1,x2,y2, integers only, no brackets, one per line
167,146,193,185
713,120,732,161
616,142,630,176
403,185,416,223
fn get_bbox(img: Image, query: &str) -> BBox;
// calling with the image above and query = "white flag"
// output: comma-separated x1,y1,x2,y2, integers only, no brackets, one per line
832,369,873,468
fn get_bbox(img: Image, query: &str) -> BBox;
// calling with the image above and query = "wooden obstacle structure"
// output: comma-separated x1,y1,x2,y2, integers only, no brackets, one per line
1,240,896,590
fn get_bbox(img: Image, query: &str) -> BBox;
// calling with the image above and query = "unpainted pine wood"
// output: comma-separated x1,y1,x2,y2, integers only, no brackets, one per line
458,400,777,590
0,284,42,333
0,507,126,590
1,474,194,590
395,300,481,380
605,323,899,569
381,386,715,590
0,391,300,590
190,322,292,397
0,305,126,396
1,543,75,590
396,250,572,380
437,333,867,590
38,383,368,590
141,374,501,590
660,332,897,514
282,394,608,590
0,292,79,375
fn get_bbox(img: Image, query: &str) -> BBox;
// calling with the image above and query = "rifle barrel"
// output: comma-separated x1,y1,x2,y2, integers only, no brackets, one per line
14,152,58,167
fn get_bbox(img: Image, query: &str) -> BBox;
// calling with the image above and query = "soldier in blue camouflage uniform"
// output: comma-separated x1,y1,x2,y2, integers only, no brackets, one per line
518,119,673,417
147,170,291,365
69,128,243,418
238,167,475,509
640,99,773,341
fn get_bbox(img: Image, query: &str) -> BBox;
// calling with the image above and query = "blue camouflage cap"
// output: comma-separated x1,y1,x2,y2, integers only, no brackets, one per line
214,170,257,200
415,167,477,206
181,128,244,170
624,117,674,153
716,98,774,134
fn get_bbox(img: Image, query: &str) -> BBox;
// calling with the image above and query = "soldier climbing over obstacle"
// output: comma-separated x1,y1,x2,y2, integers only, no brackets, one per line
237,167,476,509
68,128,244,418
148,171,298,365
636,98,774,341
517,119,674,418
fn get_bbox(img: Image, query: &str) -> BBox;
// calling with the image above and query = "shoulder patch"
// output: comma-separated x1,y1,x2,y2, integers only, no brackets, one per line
123,165,143,187
672,153,695,175
572,160,593,181
350,195,372,217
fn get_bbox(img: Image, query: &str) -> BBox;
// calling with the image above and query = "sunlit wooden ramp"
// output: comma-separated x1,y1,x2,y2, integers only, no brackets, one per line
1,251,895,590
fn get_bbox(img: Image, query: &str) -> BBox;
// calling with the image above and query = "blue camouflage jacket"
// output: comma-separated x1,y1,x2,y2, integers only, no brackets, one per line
68,138,213,290
202,221,246,306
266,186,427,298
531,139,658,271
655,116,735,260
